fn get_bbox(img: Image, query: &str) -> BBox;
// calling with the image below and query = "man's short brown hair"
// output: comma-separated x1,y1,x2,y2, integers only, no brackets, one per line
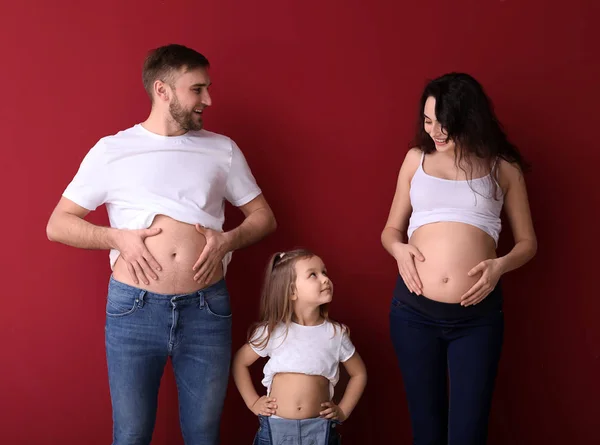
142,44,210,100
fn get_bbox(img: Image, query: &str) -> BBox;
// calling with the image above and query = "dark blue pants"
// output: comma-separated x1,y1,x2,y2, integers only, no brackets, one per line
389,285,504,445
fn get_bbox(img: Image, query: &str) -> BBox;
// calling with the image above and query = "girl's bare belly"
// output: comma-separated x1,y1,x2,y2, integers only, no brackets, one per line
112,215,224,294
269,373,330,420
410,222,497,303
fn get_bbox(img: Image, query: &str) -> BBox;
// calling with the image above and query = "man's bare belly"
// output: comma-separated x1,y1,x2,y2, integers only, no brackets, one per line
269,373,331,419
410,222,498,303
112,215,224,294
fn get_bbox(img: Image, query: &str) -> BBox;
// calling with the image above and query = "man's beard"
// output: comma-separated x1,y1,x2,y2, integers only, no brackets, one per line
169,94,203,131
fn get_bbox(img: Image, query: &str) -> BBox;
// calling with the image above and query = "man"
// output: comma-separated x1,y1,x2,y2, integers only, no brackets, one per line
46,44,276,445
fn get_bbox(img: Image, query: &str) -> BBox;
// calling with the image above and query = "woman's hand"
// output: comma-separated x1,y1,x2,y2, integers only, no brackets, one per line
393,242,425,295
460,259,504,306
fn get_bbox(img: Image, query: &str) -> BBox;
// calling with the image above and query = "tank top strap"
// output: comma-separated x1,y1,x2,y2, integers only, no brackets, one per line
491,156,499,170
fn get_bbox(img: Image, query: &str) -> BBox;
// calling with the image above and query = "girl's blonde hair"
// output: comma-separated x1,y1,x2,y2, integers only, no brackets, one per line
248,248,347,350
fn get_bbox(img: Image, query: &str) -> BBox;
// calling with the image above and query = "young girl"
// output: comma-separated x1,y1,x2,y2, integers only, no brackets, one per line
232,249,367,445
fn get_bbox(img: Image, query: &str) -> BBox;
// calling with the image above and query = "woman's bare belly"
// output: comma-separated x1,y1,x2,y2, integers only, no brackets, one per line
410,222,497,303
269,373,331,420
112,215,224,294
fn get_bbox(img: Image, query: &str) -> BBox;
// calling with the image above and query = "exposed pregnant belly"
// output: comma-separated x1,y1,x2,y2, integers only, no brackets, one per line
410,222,497,303
112,215,224,294
269,373,331,420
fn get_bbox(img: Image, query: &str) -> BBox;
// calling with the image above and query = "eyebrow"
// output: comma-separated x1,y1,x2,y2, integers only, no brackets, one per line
306,267,327,273
190,82,211,88
424,114,433,120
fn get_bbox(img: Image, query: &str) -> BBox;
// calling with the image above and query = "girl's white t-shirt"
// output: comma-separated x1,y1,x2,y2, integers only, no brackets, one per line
250,320,356,399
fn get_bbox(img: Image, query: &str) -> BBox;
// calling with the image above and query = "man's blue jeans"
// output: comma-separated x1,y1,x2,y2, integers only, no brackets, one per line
105,276,232,445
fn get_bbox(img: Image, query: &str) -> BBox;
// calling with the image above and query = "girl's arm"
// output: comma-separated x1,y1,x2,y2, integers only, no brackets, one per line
232,343,277,416
321,352,367,421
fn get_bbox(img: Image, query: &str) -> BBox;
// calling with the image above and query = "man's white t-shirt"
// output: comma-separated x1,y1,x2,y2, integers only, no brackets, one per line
62,124,262,270
250,321,356,399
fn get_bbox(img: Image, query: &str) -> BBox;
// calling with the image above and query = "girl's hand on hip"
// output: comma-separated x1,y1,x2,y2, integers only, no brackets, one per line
320,401,347,422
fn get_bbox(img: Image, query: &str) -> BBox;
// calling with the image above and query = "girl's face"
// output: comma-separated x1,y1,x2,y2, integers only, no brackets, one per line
291,256,333,307
424,96,456,153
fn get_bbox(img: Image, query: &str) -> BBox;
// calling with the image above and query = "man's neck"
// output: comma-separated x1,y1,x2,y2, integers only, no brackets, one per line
142,111,187,137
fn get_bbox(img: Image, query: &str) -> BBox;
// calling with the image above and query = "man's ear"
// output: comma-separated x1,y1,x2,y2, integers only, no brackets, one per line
154,79,171,102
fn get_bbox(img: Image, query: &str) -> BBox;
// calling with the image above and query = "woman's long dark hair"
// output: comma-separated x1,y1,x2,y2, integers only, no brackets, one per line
411,73,529,192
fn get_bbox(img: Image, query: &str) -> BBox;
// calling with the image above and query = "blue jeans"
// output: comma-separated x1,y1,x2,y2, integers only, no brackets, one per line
253,415,341,445
389,296,504,445
105,277,232,445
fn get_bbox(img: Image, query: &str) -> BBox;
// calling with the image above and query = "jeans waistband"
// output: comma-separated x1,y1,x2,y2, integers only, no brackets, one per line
108,275,228,303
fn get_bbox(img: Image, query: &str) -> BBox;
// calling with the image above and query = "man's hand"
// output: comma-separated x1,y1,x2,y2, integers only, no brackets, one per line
192,225,230,284
113,228,163,285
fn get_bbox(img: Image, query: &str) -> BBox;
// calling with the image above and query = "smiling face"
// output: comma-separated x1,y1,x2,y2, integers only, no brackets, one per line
164,67,212,131
423,96,456,153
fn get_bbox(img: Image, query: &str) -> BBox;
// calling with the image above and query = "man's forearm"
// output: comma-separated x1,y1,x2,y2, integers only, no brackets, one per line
47,212,118,250
224,208,276,253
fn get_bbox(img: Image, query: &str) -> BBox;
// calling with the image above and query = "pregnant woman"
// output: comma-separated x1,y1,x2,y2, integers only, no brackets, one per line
382,72,537,445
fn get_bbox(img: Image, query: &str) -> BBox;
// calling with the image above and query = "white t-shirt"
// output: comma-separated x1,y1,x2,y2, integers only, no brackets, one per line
62,124,262,270
250,321,356,399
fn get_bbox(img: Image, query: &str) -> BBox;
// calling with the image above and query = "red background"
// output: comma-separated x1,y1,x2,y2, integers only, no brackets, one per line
1,1,597,444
